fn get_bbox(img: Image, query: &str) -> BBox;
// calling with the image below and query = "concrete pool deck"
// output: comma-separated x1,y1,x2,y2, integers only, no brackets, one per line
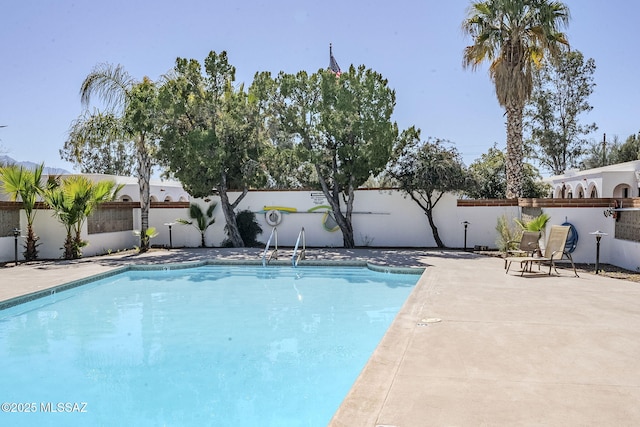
2,248,639,426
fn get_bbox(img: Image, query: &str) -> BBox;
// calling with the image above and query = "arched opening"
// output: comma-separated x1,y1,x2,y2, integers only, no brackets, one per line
119,194,132,202
613,183,631,198
554,185,565,198
562,183,573,199
179,196,188,202
588,184,598,198
150,195,159,202
164,196,173,202
576,184,585,198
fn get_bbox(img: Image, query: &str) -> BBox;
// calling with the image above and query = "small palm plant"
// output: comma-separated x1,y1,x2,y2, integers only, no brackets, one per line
515,213,550,255
177,202,217,247
133,227,159,250
45,176,123,259
0,163,52,261
515,213,550,232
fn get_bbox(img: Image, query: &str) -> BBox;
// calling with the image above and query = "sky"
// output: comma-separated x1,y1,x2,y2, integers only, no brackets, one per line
1,0,639,175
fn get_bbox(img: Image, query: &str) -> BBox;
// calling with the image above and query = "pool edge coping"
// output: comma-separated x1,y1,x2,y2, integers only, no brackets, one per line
0,260,424,311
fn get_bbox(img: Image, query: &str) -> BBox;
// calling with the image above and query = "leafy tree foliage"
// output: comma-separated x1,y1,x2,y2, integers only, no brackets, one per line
62,111,136,175
463,0,570,198
255,66,398,248
613,132,640,163
581,132,640,170
388,128,470,248
248,80,315,189
157,51,264,247
466,144,550,198
525,49,597,174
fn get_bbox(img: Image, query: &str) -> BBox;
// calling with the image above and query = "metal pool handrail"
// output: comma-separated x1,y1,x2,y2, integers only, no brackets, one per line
262,227,278,266
292,227,306,267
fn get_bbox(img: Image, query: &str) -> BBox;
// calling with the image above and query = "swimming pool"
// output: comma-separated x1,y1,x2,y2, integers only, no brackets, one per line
0,265,418,426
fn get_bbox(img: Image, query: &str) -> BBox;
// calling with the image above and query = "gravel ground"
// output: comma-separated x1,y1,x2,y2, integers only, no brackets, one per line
572,263,640,283
479,250,640,283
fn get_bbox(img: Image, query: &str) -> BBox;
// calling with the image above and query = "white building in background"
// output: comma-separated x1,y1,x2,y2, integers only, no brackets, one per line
81,174,191,203
545,160,640,199
0,173,190,203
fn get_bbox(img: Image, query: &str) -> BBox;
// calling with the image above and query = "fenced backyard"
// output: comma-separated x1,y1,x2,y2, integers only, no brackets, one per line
1,190,639,271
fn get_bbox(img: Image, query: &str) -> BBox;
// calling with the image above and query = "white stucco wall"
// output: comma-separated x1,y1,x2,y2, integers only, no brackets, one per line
1,190,638,271
541,207,615,266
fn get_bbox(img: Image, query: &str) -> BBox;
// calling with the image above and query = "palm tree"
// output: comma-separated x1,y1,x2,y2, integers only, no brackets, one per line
0,163,50,260
45,176,123,259
75,64,159,252
176,202,217,247
462,0,570,198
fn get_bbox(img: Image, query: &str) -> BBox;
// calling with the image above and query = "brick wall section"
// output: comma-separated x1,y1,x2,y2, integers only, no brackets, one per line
458,198,640,208
0,202,22,210
457,199,519,207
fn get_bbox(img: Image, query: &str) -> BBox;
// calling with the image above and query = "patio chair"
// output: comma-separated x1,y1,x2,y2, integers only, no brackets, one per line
505,225,579,277
504,231,541,269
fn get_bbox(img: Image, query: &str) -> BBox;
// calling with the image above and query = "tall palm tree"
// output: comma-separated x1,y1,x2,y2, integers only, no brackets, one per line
0,163,50,260
76,64,159,252
462,0,570,198
45,176,123,259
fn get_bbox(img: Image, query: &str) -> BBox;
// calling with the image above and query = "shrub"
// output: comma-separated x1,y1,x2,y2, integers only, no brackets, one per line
221,210,263,247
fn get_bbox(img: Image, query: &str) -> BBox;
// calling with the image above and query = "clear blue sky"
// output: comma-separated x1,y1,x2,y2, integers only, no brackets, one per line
1,0,638,174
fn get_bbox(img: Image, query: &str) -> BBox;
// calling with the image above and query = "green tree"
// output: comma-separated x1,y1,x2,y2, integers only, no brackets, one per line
463,0,570,198
525,49,597,174
249,77,314,189
613,133,640,162
466,144,550,198
44,176,122,259
580,133,640,169
158,51,264,247
388,128,470,248
66,64,160,252
61,111,136,175
580,134,616,169
176,202,217,247
0,163,50,260
257,66,398,248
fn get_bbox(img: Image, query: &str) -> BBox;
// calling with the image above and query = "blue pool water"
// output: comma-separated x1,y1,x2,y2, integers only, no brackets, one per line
0,265,418,426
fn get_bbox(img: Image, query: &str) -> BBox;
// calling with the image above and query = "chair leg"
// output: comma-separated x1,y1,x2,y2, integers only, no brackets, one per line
520,260,529,276
566,253,579,277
